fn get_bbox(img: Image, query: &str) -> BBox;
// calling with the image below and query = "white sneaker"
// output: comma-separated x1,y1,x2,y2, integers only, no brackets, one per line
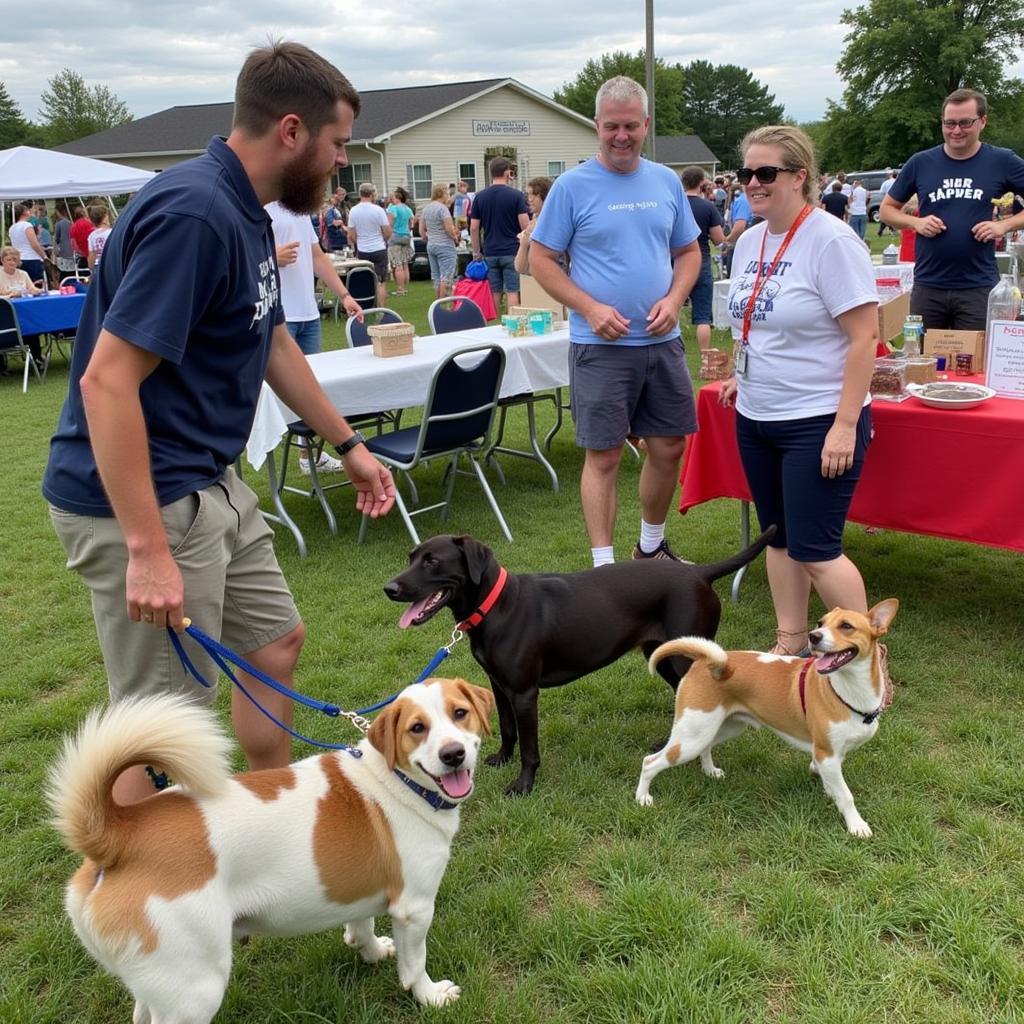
299,451,344,475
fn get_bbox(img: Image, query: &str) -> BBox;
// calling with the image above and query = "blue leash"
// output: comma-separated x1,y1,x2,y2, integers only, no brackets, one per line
168,619,460,751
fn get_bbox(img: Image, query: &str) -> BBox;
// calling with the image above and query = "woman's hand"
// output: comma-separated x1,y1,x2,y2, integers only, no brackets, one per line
718,376,738,406
821,421,856,478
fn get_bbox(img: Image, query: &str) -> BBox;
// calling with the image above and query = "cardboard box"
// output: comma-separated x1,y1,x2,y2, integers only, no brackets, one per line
877,290,911,343
519,275,567,320
924,329,986,373
368,322,415,358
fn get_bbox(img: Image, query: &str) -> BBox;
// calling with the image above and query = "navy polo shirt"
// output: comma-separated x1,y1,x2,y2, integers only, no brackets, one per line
889,143,1024,289
43,137,285,516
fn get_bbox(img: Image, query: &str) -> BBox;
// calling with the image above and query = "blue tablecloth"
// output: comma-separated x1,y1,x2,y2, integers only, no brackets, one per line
11,293,85,334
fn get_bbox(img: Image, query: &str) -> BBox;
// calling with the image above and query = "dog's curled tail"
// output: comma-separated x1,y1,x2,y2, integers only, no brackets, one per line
649,636,730,680
47,695,233,867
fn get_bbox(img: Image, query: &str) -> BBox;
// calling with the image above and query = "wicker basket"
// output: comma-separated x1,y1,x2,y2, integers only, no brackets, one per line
368,321,415,358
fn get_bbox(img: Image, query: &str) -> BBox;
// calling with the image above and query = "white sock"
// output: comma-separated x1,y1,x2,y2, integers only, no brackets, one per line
639,519,666,554
591,546,615,567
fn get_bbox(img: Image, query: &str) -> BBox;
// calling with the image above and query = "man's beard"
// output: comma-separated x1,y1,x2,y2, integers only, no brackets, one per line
279,143,329,215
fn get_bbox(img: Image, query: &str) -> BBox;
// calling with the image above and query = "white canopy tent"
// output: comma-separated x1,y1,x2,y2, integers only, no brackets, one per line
0,145,155,200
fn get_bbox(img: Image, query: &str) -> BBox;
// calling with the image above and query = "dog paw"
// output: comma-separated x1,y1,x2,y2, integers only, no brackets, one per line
809,761,819,775
504,776,534,797
847,818,873,839
485,749,513,767
416,980,462,1006
703,766,725,780
635,792,654,807
344,928,395,963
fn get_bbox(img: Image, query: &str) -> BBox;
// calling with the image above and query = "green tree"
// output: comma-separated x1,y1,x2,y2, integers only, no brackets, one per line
38,69,132,147
554,51,688,136
679,61,785,167
821,0,1024,168
0,81,30,148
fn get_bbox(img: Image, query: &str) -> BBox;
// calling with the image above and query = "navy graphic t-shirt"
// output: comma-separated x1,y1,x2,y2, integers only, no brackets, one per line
685,194,725,264
43,137,285,516
889,143,1024,289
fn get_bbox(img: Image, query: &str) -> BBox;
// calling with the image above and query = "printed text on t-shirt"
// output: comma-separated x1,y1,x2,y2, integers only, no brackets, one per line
927,177,984,202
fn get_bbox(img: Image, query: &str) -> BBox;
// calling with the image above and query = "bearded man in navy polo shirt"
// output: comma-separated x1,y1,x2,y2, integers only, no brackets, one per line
43,41,395,805
880,87,1024,330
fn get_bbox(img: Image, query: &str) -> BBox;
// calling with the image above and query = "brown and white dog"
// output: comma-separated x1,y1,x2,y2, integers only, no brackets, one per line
48,677,494,1022
634,600,898,837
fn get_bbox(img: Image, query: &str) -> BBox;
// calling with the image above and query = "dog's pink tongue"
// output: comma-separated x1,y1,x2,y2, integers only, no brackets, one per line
438,769,472,799
815,652,844,673
398,598,432,629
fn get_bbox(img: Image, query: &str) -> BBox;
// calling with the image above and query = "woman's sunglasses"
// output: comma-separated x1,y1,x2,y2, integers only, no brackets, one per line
736,165,798,185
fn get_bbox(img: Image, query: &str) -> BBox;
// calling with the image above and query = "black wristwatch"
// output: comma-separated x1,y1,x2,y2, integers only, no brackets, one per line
333,431,366,457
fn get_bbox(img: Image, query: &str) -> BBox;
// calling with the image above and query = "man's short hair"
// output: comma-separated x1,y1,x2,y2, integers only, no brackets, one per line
489,156,513,179
681,165,706,190
943,88,987,117
88,204,108,227
233,40,361,137
358,182,376,198
831,182,843,192
594,76,648,118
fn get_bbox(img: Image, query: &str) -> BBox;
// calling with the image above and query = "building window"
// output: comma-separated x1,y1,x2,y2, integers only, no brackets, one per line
457,162,477,192
406,163,432,201
337,163,372,195
547,160,566,178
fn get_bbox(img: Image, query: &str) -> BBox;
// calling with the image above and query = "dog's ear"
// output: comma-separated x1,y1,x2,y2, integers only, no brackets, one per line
453,679,494,736
367,702,402,770
453,535,493,585
868,598,899,635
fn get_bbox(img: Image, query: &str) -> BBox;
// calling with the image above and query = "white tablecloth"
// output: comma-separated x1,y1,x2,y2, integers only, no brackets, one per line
245,325,570,468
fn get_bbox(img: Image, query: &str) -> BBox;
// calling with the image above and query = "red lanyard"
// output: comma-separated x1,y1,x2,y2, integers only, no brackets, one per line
741,204,812,343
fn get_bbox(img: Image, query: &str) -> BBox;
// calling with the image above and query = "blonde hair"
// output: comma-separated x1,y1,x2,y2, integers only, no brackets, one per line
740,125,819,204
431,183,449,201
0,246,20,263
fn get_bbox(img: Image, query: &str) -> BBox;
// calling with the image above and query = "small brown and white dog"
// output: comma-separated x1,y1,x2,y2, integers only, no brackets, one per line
48,677,494,1022
634,600,898,837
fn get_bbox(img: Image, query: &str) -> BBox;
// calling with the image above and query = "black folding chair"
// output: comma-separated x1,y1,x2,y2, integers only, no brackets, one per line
346,266,379,314
427,296,485,335
358,344,512,544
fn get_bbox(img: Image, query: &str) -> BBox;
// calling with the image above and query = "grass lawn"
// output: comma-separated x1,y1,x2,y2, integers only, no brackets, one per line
1,267,1022,1024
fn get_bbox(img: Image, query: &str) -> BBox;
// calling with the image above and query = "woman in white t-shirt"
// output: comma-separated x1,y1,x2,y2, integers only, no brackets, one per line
722,126,879,657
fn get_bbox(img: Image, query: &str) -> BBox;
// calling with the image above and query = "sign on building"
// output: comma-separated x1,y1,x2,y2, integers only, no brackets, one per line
472,119,531,136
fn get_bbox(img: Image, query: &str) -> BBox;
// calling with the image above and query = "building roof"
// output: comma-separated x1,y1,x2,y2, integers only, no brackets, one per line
654,135,719,166
56,78,594,160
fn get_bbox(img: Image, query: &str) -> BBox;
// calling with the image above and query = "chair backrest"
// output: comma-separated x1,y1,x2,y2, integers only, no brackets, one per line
346,266,379,312
345,307,402,347
0,297,25,351
427,296,486,335
419,344,505,454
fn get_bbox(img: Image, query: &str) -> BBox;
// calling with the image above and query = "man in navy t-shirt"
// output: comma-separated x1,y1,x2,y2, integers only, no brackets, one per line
821,182,850,221
881,87,1024,329
470,156,530,311
42,42,395,805
681,164,726,353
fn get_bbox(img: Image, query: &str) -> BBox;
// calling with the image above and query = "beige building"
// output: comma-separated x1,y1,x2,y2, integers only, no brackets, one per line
57,78,603,204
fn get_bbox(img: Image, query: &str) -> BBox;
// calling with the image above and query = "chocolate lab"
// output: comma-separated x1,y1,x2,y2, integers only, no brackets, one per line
383,530,774,795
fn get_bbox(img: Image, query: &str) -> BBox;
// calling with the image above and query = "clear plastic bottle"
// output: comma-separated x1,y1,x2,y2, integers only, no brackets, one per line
987,273,1020,327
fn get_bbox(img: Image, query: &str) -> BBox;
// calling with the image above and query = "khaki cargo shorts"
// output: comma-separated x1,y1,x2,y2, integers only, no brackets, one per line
50,468,300,704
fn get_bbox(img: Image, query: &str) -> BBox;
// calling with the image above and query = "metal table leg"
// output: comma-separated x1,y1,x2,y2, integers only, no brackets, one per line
731,500,751,604
260,450,308,557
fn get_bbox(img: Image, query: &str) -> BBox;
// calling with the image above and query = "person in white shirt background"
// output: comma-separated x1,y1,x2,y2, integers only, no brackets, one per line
848,179,869,239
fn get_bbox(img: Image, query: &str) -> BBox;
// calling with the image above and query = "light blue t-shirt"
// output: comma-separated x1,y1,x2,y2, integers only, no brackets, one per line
729,192,752,227
531,157,699,345
388,203,413,239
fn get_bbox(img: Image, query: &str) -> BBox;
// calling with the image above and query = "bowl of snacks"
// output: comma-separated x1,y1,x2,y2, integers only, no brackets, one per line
905,382,995,410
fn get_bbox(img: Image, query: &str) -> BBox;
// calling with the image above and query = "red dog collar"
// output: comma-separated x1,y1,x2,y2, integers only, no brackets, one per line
457,566,508,631
798,657,814,716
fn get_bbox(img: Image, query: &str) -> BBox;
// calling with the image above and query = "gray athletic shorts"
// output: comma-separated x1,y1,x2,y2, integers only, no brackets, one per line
49,467,300,704
569,336,698,450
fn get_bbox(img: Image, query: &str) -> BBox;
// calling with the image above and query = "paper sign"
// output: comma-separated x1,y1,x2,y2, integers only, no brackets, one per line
985,320,1024,398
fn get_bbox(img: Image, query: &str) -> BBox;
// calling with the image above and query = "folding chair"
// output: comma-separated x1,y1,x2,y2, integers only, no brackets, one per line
358,344,512,544
427,296,485,335
0,297,46,393
345,306,402,347
346,266,379,315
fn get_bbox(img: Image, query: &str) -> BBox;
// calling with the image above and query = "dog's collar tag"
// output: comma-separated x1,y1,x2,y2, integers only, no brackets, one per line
456,566,509,631
393,768,459,811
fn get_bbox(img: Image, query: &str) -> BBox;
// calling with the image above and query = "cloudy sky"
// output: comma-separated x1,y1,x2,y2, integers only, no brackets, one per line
3,1,1023,129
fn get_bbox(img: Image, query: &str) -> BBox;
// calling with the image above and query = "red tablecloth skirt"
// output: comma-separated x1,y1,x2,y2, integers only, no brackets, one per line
679,379,1024,553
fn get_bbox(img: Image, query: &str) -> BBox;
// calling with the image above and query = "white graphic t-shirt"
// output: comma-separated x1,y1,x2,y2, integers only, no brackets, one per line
727,208,877,421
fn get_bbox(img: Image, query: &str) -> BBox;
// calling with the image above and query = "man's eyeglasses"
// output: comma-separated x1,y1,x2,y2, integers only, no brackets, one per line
736,165,798,185
941,117,982,130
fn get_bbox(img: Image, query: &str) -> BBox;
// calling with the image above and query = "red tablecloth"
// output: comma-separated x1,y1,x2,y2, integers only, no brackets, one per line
680,378,1024,553
452,278,497,321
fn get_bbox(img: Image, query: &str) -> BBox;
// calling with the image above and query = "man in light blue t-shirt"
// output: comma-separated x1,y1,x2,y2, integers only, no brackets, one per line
531,76,701,567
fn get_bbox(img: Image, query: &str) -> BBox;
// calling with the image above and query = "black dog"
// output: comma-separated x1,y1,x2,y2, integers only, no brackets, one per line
384,530,774,795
